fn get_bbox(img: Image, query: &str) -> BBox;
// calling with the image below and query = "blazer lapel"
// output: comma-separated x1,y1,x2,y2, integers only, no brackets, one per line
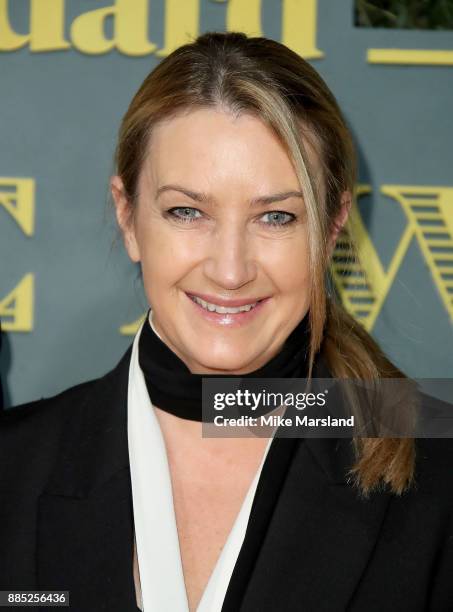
36,347,139,612
233,437,392,612
222,353,393,612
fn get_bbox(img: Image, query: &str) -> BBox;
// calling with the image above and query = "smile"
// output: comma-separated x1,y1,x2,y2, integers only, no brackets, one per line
185,292,270,328
188,295,260,314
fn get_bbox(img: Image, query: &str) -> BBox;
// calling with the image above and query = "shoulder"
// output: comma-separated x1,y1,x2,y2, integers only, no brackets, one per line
0,344,132,429
405,390,453,485
415,391,453,472
402,392,453,506
413,437,453,486
0,346,132,488
0,378,100,491
1,375,102,437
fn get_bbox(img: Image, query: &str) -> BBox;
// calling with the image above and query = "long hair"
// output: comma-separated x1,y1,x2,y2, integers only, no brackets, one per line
114,31,415,497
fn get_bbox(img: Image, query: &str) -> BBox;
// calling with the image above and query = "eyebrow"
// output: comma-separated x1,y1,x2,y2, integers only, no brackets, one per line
155,184,304,207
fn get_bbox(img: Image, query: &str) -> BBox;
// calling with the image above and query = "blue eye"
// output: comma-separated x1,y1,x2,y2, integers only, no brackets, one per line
261,211,296,227
167,207,202,223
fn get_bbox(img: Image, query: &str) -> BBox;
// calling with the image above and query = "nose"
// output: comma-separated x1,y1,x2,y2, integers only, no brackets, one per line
203,221,257,290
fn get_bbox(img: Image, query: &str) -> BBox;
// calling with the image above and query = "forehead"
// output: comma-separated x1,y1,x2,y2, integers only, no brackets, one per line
140,107,323,195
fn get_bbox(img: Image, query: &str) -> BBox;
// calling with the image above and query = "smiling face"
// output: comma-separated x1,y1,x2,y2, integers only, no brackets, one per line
112,107,323,374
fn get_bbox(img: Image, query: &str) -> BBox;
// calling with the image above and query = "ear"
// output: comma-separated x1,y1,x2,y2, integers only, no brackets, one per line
110,175,141,263
327,190,352,258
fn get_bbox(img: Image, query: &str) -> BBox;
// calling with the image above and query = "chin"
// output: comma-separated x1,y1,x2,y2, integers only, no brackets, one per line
190,349,254,375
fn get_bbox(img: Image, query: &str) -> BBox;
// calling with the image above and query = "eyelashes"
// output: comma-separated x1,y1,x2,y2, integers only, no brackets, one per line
164,206,297,229
165,207,203,223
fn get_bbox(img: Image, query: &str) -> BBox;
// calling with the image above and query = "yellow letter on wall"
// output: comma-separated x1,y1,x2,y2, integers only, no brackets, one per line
119,312,146,335
282,0,323,59
225,0,262,37
332,185,453,330
380,185,453,324
0,178,35,236
367,49,453,67
225,0,323,59
0,0,69,52
331,185,414,331
0,274,34,332
155,0,200,57
71,0,156,56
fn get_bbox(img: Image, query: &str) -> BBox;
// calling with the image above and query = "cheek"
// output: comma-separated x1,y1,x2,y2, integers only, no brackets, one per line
136,223,199,289
262,235,310,291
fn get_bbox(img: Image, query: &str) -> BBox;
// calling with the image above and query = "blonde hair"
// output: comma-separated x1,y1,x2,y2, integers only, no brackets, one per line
114,31,415,497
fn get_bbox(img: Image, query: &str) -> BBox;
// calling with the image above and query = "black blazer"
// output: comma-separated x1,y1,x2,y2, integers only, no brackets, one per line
1,346,453,612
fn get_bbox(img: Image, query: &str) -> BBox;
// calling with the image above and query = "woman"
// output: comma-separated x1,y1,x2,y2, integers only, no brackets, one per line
1,32,452,612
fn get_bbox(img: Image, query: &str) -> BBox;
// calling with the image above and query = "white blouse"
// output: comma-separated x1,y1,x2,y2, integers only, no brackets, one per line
127,314,274,612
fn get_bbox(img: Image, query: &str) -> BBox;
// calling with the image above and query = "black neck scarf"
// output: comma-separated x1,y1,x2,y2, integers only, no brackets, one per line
138,309,311,422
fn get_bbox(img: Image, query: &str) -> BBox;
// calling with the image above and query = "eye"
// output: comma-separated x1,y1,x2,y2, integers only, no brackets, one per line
166,207,203,223
260,211,296,228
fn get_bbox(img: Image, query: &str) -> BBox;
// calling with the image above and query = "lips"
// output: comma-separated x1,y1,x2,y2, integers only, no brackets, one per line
185,291,270,328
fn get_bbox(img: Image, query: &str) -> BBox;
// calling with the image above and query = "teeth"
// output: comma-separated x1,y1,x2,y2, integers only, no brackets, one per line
191,295,258,314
